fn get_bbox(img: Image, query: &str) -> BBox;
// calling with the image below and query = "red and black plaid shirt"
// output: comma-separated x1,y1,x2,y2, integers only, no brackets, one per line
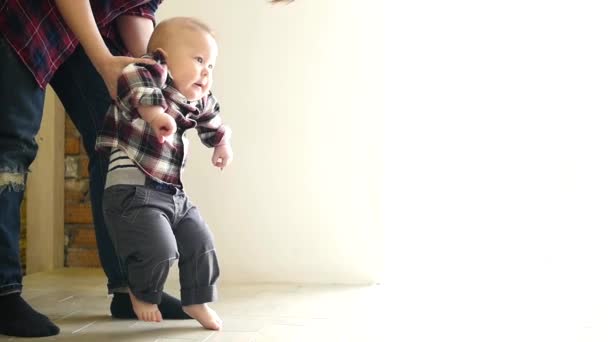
96,51,230,186
0,0,161,88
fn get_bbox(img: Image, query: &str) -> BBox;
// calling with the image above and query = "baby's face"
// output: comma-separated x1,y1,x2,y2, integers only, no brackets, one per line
166,30,218,101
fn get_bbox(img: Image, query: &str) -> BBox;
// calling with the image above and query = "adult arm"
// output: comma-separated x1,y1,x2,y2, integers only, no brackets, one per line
116,14,155,57
54,0,153,98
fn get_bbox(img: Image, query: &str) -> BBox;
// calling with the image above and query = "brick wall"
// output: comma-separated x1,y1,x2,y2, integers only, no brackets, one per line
20,195,26,274
64,117,101,267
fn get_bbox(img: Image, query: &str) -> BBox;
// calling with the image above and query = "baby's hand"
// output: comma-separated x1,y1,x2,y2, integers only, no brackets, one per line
149,113,177,145
212,144,233,170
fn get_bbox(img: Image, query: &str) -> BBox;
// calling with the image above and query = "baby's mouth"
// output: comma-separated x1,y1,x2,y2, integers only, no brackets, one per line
195,78,208,90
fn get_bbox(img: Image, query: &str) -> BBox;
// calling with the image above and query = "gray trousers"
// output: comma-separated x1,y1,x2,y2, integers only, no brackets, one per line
102,184,219,306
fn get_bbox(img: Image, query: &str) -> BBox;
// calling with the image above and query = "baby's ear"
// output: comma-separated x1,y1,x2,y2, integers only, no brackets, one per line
151,48,169,62
155,48,168,58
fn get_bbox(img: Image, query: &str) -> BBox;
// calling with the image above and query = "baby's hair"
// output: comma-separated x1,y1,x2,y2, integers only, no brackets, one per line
148,17,215,53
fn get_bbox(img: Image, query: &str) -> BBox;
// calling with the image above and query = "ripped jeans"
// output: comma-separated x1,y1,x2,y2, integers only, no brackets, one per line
0,37,128,295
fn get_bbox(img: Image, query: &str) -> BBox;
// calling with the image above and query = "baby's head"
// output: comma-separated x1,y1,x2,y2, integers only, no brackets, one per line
148,17,218,101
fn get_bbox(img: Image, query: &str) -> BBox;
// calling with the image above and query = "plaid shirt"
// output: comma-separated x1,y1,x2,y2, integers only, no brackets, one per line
96,51,230,187
0,0,161,88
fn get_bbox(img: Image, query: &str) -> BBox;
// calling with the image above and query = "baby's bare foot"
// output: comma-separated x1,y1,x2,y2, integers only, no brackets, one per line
128,290,162,322
182,304,222,330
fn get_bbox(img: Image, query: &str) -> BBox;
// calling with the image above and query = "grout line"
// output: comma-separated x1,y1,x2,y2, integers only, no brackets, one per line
200,332,216,342
72,321,96,334
274,322,307,326
58,310,80,320
58,295,74,302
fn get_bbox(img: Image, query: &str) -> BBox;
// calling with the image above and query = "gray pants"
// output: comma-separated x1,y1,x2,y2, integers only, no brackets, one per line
102,184,219,306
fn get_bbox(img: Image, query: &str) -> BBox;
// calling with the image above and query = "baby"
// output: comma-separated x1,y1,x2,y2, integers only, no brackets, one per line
96,17,232,330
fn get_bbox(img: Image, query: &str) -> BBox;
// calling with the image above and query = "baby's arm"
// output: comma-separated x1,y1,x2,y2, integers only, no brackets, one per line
212,143,233,170
194,95,233,169
138,106,176,145
115,61,176,145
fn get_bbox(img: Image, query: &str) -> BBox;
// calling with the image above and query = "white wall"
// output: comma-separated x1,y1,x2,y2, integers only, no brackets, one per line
382,2,608,342
157,1,384,284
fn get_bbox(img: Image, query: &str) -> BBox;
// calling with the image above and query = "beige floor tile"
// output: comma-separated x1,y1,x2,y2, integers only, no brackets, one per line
204,332,260,342
219,316,268,333
1,268,380,341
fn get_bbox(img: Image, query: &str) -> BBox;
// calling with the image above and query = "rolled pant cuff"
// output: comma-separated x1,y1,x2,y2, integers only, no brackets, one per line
132,291,163,305
108,286,130,295
181,285,218,306
0,284,22,296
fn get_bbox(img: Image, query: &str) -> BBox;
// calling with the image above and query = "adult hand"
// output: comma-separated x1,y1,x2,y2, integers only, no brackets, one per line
98,55,156,99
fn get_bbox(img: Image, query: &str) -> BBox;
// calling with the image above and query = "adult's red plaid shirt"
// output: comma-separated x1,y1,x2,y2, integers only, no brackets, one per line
0,0,161,88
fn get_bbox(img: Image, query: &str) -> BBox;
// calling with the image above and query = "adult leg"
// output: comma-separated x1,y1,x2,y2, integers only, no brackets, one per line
50,44,189,319
0,37,59,337
50,43,125,294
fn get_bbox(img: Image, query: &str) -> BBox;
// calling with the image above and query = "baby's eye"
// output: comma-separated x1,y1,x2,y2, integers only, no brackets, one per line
195,57,204,64
208,64,214,70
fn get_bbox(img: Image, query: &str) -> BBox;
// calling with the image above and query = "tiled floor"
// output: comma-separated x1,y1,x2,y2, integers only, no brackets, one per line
0,268,384,341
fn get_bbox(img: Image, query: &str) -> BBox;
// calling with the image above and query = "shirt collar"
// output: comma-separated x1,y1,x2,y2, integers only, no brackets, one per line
164,81,201,114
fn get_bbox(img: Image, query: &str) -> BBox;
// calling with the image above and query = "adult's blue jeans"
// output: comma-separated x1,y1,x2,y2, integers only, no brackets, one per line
0,37,127,295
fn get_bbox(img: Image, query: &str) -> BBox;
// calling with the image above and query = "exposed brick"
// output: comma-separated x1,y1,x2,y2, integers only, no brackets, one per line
65,156,79,178
64,203,93,224
65,117,80,138
64,179,89,202
64,115,98,269
70,227,98,249
79,156,89,178
20,195,26,233
20,195,26,274
64,135,80,155
66,248,100,267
